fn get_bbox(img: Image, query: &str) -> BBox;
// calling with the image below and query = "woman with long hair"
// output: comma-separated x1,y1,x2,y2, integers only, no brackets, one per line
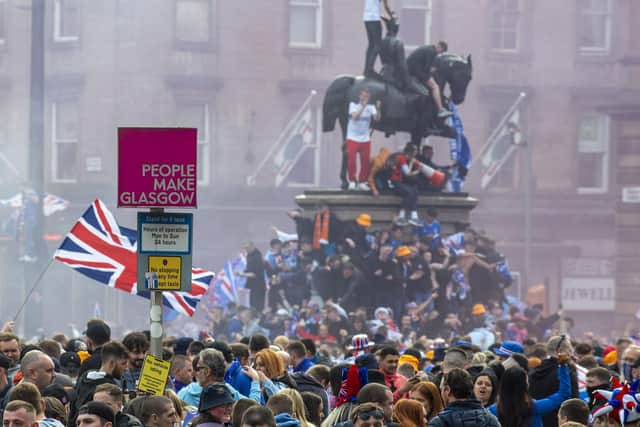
409,381,444,421
473,369,498,407
392,399,426,427
489,361,571,427
301,392,324,427
278,389,314,427
244,349,296,401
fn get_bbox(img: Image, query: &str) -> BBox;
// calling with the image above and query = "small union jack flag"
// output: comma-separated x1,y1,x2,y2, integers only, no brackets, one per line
54,199,214,317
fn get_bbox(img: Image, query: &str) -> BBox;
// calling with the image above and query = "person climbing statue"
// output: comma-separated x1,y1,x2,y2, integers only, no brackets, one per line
407,41,453,118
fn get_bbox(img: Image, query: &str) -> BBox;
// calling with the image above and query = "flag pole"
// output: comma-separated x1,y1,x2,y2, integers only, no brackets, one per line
13,256,54,321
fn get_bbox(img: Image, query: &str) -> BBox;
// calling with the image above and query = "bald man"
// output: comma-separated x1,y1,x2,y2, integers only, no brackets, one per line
20,351,56,391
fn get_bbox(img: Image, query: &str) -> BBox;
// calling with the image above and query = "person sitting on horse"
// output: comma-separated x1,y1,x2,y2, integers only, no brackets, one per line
389,143,421,227
346,88,381,191
406,40,452,118
363,0,394,78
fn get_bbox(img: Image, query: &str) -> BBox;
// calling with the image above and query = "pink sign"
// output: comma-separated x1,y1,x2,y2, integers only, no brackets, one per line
118,128,197,208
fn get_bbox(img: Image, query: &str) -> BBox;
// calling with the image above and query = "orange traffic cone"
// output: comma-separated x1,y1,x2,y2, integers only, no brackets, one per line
419,163,446,188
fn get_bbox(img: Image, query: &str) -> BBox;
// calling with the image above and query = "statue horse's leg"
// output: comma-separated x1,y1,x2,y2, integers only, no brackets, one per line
339,115,349,190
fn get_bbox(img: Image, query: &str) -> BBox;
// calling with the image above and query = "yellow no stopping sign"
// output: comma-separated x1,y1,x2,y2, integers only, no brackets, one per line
148,256,182,290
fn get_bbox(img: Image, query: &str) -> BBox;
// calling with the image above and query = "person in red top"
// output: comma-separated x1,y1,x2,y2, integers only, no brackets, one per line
388,143,420,226
377,346,407,402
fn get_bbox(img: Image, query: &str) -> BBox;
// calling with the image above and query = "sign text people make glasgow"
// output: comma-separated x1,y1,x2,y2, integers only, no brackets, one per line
118,128,198,208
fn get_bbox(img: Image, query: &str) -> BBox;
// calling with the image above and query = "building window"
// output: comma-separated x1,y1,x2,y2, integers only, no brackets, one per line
52,101,79,183
176,103,210,185
577,0,611,53
399,0,432,49
0,0,6,46
53,0,80,43
489,0,520,51
577,113,609,193
175,0,211,44
289,0,322,48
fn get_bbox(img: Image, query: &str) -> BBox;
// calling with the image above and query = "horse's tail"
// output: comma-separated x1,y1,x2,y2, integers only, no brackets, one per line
322,75,355,132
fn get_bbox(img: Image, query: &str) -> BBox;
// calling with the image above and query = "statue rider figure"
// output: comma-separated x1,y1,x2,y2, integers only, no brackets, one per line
407,41,453,118
363,0,394,78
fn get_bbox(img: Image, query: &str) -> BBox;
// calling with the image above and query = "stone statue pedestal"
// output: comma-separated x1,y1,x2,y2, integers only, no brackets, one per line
295,189,478,234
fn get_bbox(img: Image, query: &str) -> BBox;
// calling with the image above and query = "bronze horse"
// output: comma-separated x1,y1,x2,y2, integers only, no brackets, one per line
322,52,472,188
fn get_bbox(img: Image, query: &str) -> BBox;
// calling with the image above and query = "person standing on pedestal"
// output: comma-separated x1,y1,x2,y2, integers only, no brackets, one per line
346,89,381,191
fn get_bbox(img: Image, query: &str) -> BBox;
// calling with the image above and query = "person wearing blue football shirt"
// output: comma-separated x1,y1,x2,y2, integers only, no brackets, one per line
417,208,440,238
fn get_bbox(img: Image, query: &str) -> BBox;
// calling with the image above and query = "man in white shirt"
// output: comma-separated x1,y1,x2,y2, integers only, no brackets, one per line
346,89,381,190
364,0,393,77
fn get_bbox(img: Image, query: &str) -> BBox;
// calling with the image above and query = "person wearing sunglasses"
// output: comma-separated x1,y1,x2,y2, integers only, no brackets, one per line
351,403,386,427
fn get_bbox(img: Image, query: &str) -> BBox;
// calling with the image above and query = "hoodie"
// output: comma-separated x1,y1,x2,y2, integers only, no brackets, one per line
274,413,301,427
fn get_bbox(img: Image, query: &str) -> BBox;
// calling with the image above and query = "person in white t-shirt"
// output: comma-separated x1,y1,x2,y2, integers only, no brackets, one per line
346,88,381,191
363,0,393,77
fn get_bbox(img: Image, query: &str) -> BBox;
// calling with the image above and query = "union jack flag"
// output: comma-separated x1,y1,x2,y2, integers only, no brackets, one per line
54,199,214,317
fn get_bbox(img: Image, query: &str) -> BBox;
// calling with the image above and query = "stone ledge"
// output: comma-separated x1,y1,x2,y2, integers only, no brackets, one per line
295,189,478,233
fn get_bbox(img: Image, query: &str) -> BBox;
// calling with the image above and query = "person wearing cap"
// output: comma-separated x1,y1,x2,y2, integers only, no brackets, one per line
396,245,429,317
492,340,525,361
468,305,495,351
78,320,111,378
347,334,373,362
191,383,235,427
342,213,373,267
77,401,115,427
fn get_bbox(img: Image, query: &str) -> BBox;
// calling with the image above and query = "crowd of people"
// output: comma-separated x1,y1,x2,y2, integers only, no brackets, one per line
1,314,640,427
0,205,637,427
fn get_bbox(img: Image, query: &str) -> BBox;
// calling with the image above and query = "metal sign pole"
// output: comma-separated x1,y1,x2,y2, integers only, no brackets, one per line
149,207,164,358
149,291,163,358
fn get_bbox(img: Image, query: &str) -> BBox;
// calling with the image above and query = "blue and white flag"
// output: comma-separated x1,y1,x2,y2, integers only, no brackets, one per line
448,103,472,192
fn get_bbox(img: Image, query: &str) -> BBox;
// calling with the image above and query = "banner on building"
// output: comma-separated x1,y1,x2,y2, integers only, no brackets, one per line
561,258,614,311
